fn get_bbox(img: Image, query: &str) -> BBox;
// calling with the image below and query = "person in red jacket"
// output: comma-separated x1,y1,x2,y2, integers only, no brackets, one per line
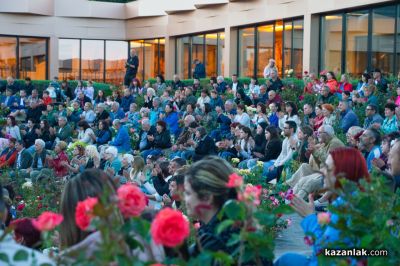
338,74,353,93
0,138,18,168
46,141,69,177
326,71,339,94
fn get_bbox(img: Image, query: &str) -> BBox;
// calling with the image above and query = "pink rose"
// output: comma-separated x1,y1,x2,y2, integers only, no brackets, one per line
317,212,331,225
238,184,262,206
151,208,190,248
16,203,25,211
75,197,98,231
32,211,63,232
226,173,243,188
304,236,314,246
117,183,147,218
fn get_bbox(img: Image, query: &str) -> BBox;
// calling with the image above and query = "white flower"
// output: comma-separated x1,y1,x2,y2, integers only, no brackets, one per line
22,181,33,189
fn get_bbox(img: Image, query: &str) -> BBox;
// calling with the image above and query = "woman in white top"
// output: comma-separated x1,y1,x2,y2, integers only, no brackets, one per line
74,80,85,98
196,89,211,109
251,102,268,128
249,76,260,98
84,81,95,100
80,102,96,124
5,116,21,140
234,104,251,128
77,121,95,144
236,126,255,160
283,101,301,129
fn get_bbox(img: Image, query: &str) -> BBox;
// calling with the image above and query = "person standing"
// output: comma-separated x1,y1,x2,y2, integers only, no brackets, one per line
193,59,206,79
124,49,139,86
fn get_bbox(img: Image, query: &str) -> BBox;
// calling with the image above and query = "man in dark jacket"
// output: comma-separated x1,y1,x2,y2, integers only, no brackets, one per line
193,127,216,162
124,49,139,86
51,116,73,144
15,139,33,170
120,89,135,112
193,59,206,79
136,118,156,152
172,74,185,91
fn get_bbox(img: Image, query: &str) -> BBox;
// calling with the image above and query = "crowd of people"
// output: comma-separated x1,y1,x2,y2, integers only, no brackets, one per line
0,55,400,265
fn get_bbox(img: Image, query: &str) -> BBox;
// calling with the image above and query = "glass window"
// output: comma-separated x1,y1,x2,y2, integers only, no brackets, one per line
105,41,128,85
176,37,190,79
59,39,80,81
257,25,274,77
159,39,165,77
218,32,225,76
292,20,304,76
192,35,204,78
321,14,343,73
274,21,283,76
205,33,218,77
143,39,159,80
0,37,17,79
238,27,255,77
19,38,47,80
346,10,369,76
283,21,293,75
81,40,104,82
130,41,144,81
372,6,396,75
397,5,400,76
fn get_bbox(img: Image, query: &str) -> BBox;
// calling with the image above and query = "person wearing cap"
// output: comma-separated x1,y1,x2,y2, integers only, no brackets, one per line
373,68,388,93
363,104,383,130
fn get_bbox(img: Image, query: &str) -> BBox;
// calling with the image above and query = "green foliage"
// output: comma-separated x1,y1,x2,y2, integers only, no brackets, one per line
318,173,400,266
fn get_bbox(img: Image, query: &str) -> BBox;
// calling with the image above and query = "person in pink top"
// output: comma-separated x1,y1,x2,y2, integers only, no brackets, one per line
338,74,353,93
395,86,400,107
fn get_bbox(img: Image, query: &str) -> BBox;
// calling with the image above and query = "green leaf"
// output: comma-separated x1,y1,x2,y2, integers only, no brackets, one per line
222,200,246,221
271,204,293,215
226,233,240,247
254,212,275,226
13,250,29,261
0,252,9,263
361,235,375,248
216,219,234,235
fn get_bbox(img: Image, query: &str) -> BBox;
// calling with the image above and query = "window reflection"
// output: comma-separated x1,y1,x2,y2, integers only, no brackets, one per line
346,10,369,76
274,21,283,76
159,39,165,77
321,15,343,73
218,32,225,76
105,41,128,85
205,33,218,77
19,38,47,80
81,40,104,82
176,37,190,79
292,20,303,76
283,21,293,75
239,27,255,77
59,39,80,81
372,6,396,75
0,37,17,78
192,35,204,78
257,25,274,77
143,39,158,80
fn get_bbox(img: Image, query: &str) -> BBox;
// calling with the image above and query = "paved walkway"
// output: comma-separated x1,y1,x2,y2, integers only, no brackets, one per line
274,213,312,260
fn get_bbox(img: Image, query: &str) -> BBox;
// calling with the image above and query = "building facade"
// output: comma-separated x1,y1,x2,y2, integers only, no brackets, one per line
0,0,398,84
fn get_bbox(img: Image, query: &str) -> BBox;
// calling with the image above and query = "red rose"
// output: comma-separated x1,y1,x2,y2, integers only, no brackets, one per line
117,184,147,218
16,203,25,211
151,208,190,248
75,197,98,231
32,211,64,232
226,173,243,188
37,203,43,209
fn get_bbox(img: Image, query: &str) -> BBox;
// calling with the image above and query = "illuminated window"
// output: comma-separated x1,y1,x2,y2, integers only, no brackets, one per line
239,27,255,77
257,25,274,77
0,37,17,78
81,40,104,82
105,41,128,85
59,39,80,81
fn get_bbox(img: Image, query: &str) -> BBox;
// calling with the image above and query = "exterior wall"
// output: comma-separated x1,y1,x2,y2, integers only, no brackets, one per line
0,0,396,80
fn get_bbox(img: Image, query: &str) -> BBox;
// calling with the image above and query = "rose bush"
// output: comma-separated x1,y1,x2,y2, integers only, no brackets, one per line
75,197,98,231
32,211,63,232
117,183,147,218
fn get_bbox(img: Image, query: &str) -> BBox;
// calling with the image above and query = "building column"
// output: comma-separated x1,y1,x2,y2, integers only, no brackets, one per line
302,13,320,74
165,35,175,80
49,36,59,79
224,26,237,77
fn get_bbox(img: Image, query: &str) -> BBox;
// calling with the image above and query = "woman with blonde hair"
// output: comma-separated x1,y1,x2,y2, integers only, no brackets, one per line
130,156,145,183
84,145,100,169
